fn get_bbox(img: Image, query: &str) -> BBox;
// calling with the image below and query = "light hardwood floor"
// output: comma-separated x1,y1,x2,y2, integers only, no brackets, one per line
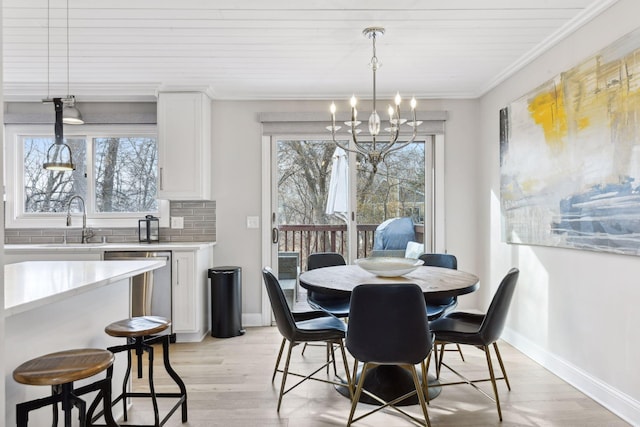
124,326,628,427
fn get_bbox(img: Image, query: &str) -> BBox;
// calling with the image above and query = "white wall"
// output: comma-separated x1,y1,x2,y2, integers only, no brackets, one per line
209,98,481,319
479,0,640,423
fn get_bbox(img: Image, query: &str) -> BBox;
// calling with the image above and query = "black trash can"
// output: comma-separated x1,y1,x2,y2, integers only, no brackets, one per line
208,266,245,338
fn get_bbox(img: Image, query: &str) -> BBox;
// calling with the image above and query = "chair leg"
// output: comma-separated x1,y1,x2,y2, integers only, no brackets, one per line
347,362,370,427
277,341,294,412
302,342,308,355
409,365,431,427
330,343,339,376
325,343,329,374
422,354,431,404
351,358,359,389
484,345,503,421
438,342,465,365
456,344,465,361
272,338,286,382
336,340,353,399
436,343,445,379
431,343,438,380
493,342,511,391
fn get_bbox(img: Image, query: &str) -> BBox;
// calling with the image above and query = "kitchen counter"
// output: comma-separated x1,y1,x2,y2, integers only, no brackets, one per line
4,259,165,317
4,259,167,425
4,241,215,254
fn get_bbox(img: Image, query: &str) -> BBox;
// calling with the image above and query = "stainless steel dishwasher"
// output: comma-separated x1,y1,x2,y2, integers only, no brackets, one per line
103,250,172,335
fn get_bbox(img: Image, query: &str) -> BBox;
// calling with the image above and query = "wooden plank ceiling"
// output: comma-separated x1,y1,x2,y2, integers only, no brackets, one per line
2,0,617,101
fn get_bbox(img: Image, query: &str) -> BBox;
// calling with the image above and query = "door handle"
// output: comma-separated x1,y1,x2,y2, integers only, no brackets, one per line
272,227,279,244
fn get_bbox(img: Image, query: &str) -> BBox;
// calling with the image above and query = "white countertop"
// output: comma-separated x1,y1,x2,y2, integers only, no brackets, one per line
5,241,215,253
4,260,165,317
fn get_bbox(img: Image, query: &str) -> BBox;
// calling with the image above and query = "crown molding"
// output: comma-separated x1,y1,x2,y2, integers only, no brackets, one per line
477,0,620,97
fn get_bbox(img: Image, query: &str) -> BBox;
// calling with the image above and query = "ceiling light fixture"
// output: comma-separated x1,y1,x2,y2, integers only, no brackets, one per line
42,0,81,171
43,97,76,171
328,27,422,173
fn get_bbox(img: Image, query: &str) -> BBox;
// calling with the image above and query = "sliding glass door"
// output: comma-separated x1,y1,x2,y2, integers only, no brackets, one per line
270,134,433,267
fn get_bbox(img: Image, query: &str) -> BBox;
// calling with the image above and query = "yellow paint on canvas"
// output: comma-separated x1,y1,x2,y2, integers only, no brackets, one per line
527,86,568,150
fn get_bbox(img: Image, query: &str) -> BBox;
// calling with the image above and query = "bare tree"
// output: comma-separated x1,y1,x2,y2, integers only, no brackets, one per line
277,139,426,226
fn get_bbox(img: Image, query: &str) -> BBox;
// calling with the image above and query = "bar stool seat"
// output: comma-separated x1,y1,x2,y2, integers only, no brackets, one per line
90,316,187,427
13,348,119,427
105,316,170,338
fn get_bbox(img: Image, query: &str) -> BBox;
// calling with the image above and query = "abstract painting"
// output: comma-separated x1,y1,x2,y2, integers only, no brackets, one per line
500,28,640,255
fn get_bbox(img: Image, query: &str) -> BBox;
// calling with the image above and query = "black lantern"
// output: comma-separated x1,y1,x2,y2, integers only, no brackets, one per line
139,215,159,243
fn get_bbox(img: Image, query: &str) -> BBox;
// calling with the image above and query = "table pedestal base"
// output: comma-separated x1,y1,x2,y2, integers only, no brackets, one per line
335,365,441,406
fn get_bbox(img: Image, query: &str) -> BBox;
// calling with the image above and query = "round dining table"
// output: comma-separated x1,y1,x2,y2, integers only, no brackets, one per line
298,264,480,406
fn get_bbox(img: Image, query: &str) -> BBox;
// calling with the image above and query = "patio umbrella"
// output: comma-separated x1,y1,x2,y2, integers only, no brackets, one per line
325,147,349,223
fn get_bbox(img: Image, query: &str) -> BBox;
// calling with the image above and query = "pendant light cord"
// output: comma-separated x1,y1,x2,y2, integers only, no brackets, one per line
66,0,70,98
47,0,50,99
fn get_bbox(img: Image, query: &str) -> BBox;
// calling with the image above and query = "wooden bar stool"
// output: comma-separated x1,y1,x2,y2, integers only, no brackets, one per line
13,348,119,427
90,316,187,427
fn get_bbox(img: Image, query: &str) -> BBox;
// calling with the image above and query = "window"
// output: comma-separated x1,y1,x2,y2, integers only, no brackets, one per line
5,124,165,228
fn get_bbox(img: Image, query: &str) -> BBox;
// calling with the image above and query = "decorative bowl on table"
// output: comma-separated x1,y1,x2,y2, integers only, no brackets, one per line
354,257,423,277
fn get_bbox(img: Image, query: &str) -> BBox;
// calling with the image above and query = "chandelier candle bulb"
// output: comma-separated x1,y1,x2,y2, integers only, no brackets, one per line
411,97,417,110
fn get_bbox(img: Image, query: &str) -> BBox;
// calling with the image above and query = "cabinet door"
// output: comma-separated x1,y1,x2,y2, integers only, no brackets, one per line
172,250,197,332
157,91,212,200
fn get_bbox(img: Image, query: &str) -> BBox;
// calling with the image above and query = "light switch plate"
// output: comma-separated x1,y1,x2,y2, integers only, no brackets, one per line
170,216,184,229
246,216,260,229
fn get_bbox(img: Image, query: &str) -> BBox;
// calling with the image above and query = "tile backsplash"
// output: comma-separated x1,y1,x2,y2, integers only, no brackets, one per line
4,201,216,244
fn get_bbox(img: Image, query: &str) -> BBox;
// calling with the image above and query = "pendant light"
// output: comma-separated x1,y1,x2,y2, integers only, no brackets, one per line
43,98,76,171
42,0,80,171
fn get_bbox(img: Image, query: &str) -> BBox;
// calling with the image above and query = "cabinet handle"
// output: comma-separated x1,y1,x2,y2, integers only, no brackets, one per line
159,167,164,190
176,259,180,285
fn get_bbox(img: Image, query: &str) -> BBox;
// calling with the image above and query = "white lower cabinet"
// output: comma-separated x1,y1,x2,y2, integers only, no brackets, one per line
172,247,213,342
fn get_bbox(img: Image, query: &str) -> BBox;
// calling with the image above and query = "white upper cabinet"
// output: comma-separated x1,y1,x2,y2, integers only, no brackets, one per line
157,90,212,200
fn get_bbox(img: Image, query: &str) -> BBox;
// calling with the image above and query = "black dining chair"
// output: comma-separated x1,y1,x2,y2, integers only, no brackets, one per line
428,268,519,421
262,267,352,411
306,252,350,318
346,283,433,427
419,253,465,362
418,253,459,319
302,252,350,369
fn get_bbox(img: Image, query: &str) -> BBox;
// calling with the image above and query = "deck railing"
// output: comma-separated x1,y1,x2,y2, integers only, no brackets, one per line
278,223,424,272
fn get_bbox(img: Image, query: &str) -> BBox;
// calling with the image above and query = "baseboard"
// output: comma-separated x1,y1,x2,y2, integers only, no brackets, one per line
243,312,265,327
502,327,640,425
175,330,208,343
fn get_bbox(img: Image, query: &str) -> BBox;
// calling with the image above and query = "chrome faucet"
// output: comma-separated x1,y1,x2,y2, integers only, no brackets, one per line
66,195,93,243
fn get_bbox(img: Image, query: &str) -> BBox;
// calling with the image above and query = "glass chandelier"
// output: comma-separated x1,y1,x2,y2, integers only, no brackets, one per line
328,27,422,173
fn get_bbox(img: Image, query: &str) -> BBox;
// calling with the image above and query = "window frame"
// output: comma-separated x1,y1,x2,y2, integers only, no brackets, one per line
5,124,168,229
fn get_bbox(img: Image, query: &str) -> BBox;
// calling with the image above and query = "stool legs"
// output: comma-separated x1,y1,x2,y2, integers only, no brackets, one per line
160,336,188,422
95,334,187,427
16,368,119,427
